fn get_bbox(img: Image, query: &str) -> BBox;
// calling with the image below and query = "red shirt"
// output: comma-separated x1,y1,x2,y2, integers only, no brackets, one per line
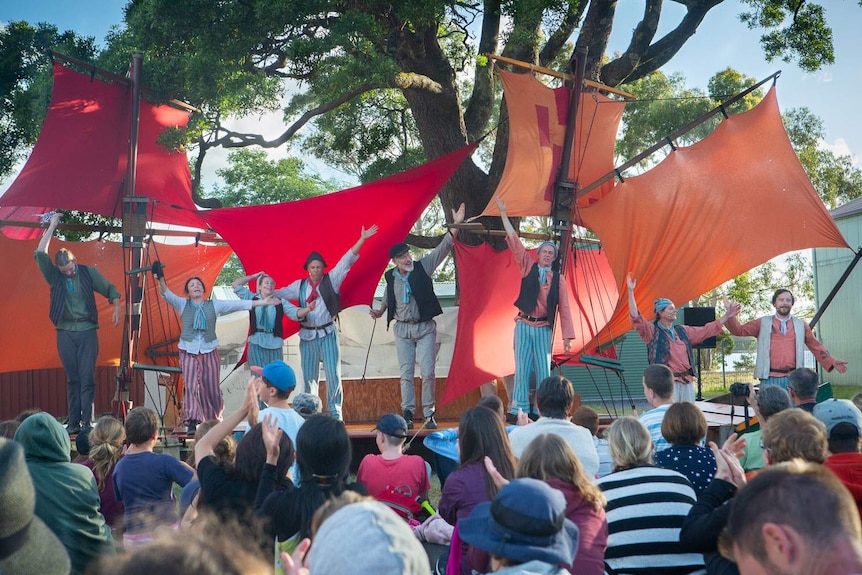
725,315,838,375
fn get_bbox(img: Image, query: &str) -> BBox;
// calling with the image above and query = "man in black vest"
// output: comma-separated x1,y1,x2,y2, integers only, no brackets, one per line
35,213,121,433
370,204,465,429
274,225,378,420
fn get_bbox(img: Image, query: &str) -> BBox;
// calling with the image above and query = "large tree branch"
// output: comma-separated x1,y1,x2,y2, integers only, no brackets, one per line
463,0,501,140
600,0,724,86
577,0,621,81
539,0,589,68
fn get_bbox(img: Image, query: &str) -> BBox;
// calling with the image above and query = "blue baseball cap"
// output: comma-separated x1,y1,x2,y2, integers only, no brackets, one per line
251,360,296,392
374,413,409,438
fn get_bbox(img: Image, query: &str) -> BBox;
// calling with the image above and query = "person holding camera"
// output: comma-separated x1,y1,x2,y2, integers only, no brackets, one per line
723,289,847,390
628,274,740,403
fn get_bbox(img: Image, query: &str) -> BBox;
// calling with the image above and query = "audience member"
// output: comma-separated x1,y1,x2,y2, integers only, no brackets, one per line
13,412,114,574
13,408,42,423
738,384,792,471
0,419,21,439
112,407,194,547
179,419,236,526
787,367,819,412
439,407,516,575
0,436,72,575
196,380,294,524
726,461,862,575
571,406,612,478
814,398,862,516
80,416,126,536
517,434,608,575
74,427,91,462
257,413,362,554
459,478,579,574
597,416,704,575
654,402,716,493
760,408,827,465
852,391,862,413
291,393,322,420
357,413,430,503
508,376,599,478
639,364,676,452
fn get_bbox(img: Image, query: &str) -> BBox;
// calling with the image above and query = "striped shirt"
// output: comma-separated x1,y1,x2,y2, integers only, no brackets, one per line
597,466,705,575
639,404,672,452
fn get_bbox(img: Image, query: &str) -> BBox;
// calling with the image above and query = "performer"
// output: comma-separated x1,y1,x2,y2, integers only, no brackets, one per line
36,213,121,433
274,225,378,420
370,204,465,430
628,274,739,403
231,271,313,368
496,197,574,422
723,290,847,389
153,262,278,433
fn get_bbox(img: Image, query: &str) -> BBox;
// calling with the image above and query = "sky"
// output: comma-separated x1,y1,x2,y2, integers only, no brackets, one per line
2,1,862,194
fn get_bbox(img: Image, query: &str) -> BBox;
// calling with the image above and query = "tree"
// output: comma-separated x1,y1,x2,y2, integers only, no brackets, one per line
3,1,847,227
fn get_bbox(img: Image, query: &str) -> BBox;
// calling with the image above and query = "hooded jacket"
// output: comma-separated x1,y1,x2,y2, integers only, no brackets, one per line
14,413,114,574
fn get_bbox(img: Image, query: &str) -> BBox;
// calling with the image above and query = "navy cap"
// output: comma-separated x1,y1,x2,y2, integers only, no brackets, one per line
388,242,410,258
374,413,409,438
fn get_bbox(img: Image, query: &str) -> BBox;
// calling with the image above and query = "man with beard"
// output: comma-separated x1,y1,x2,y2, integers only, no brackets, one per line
724,289,847,390
370,204,464,430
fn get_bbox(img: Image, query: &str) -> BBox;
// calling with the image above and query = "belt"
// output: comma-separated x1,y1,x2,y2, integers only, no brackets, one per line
300,322,333,331
518,312,548,323
770,368,793,374
673,371,692,378
71,318,94,323
397,319,423,324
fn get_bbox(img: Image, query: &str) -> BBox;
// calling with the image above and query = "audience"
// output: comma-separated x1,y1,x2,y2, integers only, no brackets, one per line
439,406,516,575
738,384,792,471
814,398,862,516
760,408,827,465
357,413,430,505
654,402,716,493
638,364,676,452
571,405,612,478
0,419,21,439
459,478,579,574
516,434,608,575
80,416,126,537
597,416,704,575
726,461,862,575
787,367,819,412
13,412,114,574
291,392,323,420
178,419,236,527
112,407,194,547
508,376,599,478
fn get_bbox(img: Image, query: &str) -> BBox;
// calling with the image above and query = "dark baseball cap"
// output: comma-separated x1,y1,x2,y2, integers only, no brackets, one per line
374,413,409,438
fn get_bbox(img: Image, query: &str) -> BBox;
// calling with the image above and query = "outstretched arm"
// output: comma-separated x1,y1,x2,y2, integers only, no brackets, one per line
232,271,265,291
196,377,255,462
350,225,379,254
627,273,639,319
495,197,517,237
449,203,465,237
37,213,62,254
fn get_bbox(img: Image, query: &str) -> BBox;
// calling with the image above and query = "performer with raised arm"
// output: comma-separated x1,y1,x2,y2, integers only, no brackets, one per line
723,290,847,389
496,196,574,423
273,225,379,420
152,262,279,433
369,204,465,430
628,273,739,403
36,212,122,434
231,271,314,368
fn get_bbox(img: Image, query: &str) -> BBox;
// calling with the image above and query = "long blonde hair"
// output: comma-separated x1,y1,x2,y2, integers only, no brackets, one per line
607,416,653,471
516,433,605,510
88,416,126,490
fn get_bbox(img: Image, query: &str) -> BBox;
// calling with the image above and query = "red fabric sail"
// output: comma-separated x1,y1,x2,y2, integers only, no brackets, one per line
442,239,619,405
0,63,205,230
481,70,626,218
0,233,231,373
577,86,850,352
201,144,477,337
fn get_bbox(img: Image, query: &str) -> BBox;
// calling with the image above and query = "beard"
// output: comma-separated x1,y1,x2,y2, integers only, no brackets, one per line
399,261,414,273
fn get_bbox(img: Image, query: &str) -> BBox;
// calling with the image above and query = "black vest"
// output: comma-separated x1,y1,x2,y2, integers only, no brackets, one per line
48,265,98,326
384,261,442,328
514,263,560,328
248,296,285,338
300,274,342,320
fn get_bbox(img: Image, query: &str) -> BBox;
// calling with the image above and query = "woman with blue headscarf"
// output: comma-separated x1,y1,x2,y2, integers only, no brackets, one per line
627,273,739,402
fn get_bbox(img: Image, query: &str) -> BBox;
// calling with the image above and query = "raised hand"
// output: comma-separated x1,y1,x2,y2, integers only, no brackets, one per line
452,203,466,224
261,413,283,461
495,196,506,213
626,273,636,292
361,224,379,239
483,455,511,490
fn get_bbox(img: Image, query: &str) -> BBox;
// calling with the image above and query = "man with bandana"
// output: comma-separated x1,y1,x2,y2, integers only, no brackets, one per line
627,273,739,402
723,289,847,390
497,197,575,423
36,213,122,434
274,225,378,420
370,204,465,430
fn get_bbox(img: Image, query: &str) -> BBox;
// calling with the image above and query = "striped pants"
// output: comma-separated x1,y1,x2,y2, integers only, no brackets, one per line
179,349,223,425
299,331,342,419
247,342,283,368
511,320,552,415
760,375,790,391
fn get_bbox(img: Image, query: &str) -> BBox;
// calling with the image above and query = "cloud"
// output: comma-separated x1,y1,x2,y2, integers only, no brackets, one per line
819,137,856,163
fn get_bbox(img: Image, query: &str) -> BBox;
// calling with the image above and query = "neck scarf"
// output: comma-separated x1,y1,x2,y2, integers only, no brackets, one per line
777,316,791,336
395,270,412,303
538,266,551,286
657,321,678,341
307,279,320,302
191,301,207,331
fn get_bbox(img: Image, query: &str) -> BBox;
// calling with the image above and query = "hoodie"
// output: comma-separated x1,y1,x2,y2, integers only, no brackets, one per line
14,413,114,574
547,479,608,575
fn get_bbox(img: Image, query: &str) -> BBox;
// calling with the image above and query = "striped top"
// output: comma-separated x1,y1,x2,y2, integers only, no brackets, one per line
639,404,672,452
597,466,705,575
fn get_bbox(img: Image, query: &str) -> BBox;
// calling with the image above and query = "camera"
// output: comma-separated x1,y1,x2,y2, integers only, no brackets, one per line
730,382,750,397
